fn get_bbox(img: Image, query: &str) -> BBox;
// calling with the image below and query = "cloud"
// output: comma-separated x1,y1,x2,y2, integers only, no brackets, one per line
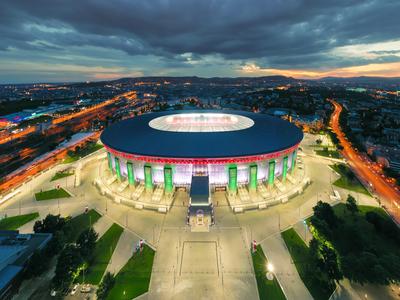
239,61,400,78
0,0,400,82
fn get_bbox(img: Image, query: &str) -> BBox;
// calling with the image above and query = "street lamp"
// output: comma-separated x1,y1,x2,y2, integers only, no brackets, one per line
267,263,274,272
266,262,274,280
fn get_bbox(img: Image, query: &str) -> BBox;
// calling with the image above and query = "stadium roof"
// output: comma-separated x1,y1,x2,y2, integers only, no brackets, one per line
101,110,303,159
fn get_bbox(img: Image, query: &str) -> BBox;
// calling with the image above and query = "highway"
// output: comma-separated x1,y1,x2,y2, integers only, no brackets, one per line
0,91,143,195
329,100,400,222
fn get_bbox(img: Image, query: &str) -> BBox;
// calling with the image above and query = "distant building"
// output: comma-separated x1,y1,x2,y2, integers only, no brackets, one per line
0,230,52,299
382,128,400,146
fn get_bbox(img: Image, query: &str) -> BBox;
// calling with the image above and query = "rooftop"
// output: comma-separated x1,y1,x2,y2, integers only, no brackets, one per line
101,110,303,159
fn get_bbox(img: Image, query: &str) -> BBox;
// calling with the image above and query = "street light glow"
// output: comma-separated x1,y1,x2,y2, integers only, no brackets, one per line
267,262,274,272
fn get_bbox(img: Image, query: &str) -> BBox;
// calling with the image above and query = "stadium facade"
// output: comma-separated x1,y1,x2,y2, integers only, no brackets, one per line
100,110,303,194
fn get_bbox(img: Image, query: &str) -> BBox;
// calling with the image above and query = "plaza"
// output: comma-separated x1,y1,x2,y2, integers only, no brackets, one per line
0,128,381,300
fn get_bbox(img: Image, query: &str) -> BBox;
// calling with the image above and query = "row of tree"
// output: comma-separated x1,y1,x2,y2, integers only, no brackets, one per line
310,197,400,285
27,213,117,298
52,227,98,289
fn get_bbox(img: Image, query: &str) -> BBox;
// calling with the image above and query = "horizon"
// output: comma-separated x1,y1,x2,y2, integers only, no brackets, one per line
2,74,400,86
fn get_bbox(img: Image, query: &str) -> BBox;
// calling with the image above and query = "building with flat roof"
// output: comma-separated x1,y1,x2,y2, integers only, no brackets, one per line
99,110,305,222
0,230,52,299
101,110,303,190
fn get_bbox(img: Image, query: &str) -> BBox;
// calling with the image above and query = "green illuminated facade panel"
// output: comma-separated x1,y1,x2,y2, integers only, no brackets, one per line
291,150,297,173
115,157,121,180
164,165,173,193
268,160,275,187
107,152,113,171
144,164,153,190
228,164,238,192
127,162,135,185
249,164,258,190
282,156,288,182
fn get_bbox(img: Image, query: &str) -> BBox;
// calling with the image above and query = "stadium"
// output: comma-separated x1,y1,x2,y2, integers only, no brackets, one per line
99,111,306,225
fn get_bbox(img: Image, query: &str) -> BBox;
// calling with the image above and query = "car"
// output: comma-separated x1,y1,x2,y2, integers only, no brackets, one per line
71,284,79,295
50,290,57,297
80,284,91,293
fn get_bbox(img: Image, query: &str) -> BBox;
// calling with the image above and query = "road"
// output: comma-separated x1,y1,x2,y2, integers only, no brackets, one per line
329,99,400,222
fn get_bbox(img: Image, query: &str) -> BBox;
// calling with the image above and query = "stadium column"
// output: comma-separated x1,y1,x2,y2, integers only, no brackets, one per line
107,152,113,172
282,156,288,182
115,157,121,181
127,162,135,185
291,150,297,173
164,165,173,193
249,163,257,191
144,164,153,191
268,160,275,187
228,164,237,193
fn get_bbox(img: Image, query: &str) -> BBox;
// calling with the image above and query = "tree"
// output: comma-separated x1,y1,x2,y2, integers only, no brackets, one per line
310,216,332,239
320,244,343,283
34,214,67,234
25,250,48,278
53,245,83,289
77,228,98,259
365,211,383,231
345,195,358,216
313,201,338,228
45,230,66,256
96,272,115,300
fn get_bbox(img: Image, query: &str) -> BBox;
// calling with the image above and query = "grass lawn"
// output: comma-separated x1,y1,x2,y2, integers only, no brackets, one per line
281,228,334,300
50,170,74,181
252,245,286,300
63,143,103,164
66,209,102,243
107,245,155,300
331,164,371,196
63,155,79,164
0,212,39,230
78,223,124,284
35,188,71,201
315,149,341,159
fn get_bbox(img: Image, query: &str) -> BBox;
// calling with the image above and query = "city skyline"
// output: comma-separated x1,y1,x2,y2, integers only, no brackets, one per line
1,0,400,83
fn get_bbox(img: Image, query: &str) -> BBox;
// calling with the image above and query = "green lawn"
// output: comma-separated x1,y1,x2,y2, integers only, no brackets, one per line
252,245,286,300
107,245,155,300
50,170,74,181
0,212,39,230
281,228,334,300
315,149,341,159
78,223,124,284
35,188,71,201
63,143,103,164
66,209,102,243
331,164,370,196
63,155,79,164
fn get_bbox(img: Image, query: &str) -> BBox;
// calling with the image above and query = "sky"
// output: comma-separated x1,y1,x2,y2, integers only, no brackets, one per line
1,0,400,83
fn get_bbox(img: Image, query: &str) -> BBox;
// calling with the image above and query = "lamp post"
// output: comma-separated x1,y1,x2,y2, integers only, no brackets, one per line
266,262,274,280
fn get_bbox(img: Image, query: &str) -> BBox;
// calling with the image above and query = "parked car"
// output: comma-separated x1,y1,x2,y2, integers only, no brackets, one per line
80,284,91,293
71,284,79,295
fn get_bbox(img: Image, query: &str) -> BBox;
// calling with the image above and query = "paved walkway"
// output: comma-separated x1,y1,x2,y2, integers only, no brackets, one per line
260,234,313,300
93,215,113,238
105,229,139,275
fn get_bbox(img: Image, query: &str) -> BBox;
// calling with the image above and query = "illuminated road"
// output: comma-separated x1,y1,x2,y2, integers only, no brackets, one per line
329,100,400,222
0,91,141,194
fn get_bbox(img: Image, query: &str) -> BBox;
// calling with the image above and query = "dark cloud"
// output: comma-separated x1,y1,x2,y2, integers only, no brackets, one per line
0,0,399,77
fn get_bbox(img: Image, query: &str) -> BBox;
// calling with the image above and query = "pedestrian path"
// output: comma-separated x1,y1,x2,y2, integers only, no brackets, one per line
93,215,113,238
260,234,313,300
105,230,139,275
